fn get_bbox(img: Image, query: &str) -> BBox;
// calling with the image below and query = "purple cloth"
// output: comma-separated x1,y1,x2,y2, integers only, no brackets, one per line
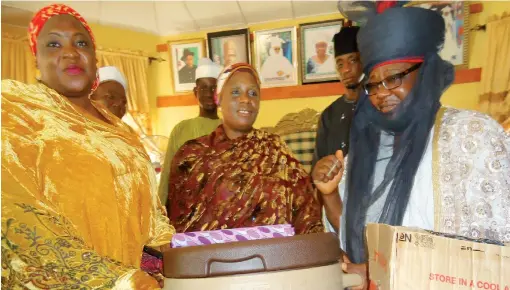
171,224,295,248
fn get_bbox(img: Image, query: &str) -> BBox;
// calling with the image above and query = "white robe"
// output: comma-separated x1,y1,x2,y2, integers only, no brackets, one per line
316,55,335,74
260,48,294,84
330,128,435,249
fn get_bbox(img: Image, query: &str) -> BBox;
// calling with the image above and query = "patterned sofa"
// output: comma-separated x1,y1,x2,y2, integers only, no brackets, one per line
261,108,321,173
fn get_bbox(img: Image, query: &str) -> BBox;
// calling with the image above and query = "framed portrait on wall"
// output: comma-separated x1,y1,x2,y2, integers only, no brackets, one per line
168,39,206,94
207,28,250,70
410,1,469,68
254,27,298,88
299,19,344,84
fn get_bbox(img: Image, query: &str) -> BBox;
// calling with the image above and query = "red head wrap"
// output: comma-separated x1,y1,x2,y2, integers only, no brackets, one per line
28,4,98,91
28,4,96,56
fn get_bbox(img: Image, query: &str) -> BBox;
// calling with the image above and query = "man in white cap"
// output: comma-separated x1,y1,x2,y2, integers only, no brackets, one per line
260,35,294,83
158,58,222,204
92,66,128,119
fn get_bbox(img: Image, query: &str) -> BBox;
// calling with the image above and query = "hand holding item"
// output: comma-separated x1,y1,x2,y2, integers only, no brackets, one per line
312,150,344,195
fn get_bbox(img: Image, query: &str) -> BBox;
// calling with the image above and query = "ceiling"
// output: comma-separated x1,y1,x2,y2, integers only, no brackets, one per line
2,1,340,36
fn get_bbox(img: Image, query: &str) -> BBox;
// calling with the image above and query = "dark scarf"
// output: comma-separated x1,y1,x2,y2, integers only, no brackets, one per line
344,53,454,263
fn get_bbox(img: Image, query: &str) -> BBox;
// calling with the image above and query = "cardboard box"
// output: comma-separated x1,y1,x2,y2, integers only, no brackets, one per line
366,223,510,290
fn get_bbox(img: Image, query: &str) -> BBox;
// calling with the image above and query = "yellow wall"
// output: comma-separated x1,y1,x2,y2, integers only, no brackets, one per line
153,2,510,137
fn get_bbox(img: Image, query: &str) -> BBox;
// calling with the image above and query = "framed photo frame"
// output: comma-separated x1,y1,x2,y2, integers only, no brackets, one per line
168,38,206,94
254,26,299,88
207,28,251,70
299,19,344,84
408,1,469,68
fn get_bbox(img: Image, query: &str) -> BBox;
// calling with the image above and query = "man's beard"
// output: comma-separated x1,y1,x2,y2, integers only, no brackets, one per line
345,83,361,90
201,103,217,112
345,73,365,90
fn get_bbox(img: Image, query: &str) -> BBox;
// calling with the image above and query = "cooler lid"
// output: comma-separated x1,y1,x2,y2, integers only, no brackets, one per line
163,232,341,278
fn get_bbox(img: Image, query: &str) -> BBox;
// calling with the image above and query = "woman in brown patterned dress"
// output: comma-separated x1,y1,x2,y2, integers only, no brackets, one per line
167,63,324,234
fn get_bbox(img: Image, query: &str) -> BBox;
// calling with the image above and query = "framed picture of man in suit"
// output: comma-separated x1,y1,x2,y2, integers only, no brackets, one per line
168,39,206,94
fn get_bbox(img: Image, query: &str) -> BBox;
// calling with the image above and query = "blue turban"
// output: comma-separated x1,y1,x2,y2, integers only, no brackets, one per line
357,7,446,74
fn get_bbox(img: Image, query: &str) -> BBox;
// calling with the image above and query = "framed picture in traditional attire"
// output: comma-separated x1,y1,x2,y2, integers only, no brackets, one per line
253,27,298,88
207,29,251,70
408,1,469,68
299,19,344,84
168,39,206,94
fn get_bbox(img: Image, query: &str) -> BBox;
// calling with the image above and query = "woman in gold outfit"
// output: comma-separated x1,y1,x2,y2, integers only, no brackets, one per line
1,4,173,289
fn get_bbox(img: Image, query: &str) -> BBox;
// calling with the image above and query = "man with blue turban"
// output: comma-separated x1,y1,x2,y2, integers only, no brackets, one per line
313,4,510,289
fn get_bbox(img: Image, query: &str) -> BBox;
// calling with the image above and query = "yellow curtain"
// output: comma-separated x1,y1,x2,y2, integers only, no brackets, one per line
1,35,36,84
478,12,510,127
97,48,152,134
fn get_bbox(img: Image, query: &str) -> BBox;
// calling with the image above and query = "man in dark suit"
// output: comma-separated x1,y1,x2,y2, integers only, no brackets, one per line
312,26,364,170
311,26,364,233
178,49,197,83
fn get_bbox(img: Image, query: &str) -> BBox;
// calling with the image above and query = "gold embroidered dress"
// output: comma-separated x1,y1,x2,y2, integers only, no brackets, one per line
1,80,174,289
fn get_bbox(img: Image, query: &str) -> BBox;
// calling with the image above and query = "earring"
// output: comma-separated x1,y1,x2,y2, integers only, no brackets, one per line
92,71,99,90
88,71,100,99
35,68,41,81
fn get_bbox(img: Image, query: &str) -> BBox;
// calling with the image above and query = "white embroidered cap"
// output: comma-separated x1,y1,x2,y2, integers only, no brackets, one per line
195,58,222,81
98,66,127,93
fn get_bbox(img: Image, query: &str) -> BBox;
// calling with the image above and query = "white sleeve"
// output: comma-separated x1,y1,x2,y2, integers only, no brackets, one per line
322,157,348,235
